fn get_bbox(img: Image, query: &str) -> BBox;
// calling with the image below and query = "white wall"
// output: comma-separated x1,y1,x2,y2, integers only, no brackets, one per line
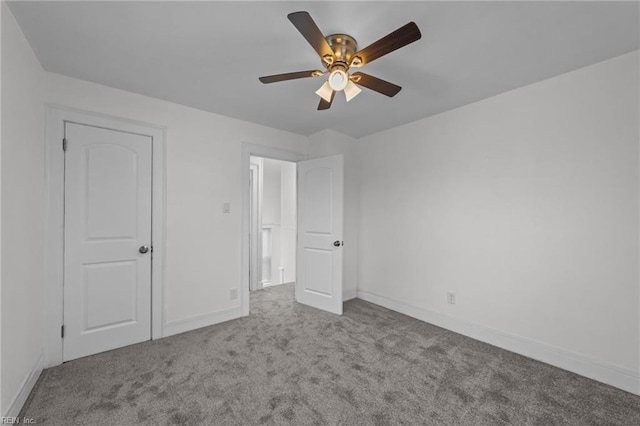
308,129,361,300
357,51,639,391
1,2,45,414
44,73,308,330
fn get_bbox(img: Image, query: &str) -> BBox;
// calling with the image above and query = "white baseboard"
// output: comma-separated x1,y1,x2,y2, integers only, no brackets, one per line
163,306,242,338
263,281,294,288
3,353,44,417
357,290,640,396
343,288,357,301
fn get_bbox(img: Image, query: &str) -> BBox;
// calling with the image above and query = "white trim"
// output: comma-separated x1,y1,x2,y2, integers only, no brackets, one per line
3,354,44,418
163,307,242,337
249,159,263,292
43,104,167,367
357,289,640,396
240,143,307,317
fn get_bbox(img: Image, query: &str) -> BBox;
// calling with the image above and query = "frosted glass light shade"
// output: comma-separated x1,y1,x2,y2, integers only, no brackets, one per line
328,70,348,91
315,80,333,102
344,81,362,102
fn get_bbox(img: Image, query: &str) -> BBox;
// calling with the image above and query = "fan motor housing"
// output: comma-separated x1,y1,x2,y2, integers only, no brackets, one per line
325,34,357,68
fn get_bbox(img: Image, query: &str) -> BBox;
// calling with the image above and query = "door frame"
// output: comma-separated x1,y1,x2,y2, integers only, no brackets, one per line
43,104,167,367
240,143,306,316
249,159,263,292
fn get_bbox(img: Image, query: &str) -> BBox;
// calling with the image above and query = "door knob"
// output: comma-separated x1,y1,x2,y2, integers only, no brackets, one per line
333,240,341,247
139,245,150,254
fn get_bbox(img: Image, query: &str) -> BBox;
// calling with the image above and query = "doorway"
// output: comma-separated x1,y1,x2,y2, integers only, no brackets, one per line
249,157,297,292
240,143,345,317
44,106,166,368
63,122,153,361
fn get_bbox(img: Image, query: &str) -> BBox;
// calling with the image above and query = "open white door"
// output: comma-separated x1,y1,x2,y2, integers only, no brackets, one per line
296,155,343,314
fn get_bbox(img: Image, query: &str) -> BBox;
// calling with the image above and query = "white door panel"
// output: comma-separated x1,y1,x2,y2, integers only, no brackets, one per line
84,261,138,331
304,168,333,232
303,248,333,295
64,123,152,361
296,155,343,314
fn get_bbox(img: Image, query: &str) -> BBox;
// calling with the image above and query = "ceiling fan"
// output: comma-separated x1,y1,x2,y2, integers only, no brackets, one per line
259,12,421,110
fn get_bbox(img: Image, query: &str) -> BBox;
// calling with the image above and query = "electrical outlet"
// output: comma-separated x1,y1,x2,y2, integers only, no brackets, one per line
447,292,456,304
223,202,231,214
230,289,238,300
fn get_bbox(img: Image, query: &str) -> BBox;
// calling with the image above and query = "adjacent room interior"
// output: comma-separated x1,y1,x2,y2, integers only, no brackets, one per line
1,1,639,424
249,156,297,293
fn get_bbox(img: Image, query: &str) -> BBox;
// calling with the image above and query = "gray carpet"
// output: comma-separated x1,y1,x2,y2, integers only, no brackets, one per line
21,283,640,425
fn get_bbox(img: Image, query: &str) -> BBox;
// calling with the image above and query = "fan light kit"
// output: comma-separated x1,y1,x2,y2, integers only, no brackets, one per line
259,12,422,110
316,67,361,102
328,70,348,91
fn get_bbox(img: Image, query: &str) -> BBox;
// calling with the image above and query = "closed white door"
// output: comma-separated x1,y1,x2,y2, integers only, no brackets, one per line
63,122,152,361
296,155,343,314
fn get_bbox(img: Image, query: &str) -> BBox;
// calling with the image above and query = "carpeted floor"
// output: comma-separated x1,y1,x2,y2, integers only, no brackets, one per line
21,283,640,425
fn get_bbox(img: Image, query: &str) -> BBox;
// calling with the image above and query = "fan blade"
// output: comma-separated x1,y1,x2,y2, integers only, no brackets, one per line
288,12,335,63
259,70,323,84
350,22,421,67
318,90,335,110
351,72,402,97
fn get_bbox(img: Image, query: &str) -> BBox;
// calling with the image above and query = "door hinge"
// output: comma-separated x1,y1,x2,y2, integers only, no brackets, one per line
62,138,67,151
61,325,65,338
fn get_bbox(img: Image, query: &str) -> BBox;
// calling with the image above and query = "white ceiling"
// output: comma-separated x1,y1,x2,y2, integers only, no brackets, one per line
8,1,639,138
